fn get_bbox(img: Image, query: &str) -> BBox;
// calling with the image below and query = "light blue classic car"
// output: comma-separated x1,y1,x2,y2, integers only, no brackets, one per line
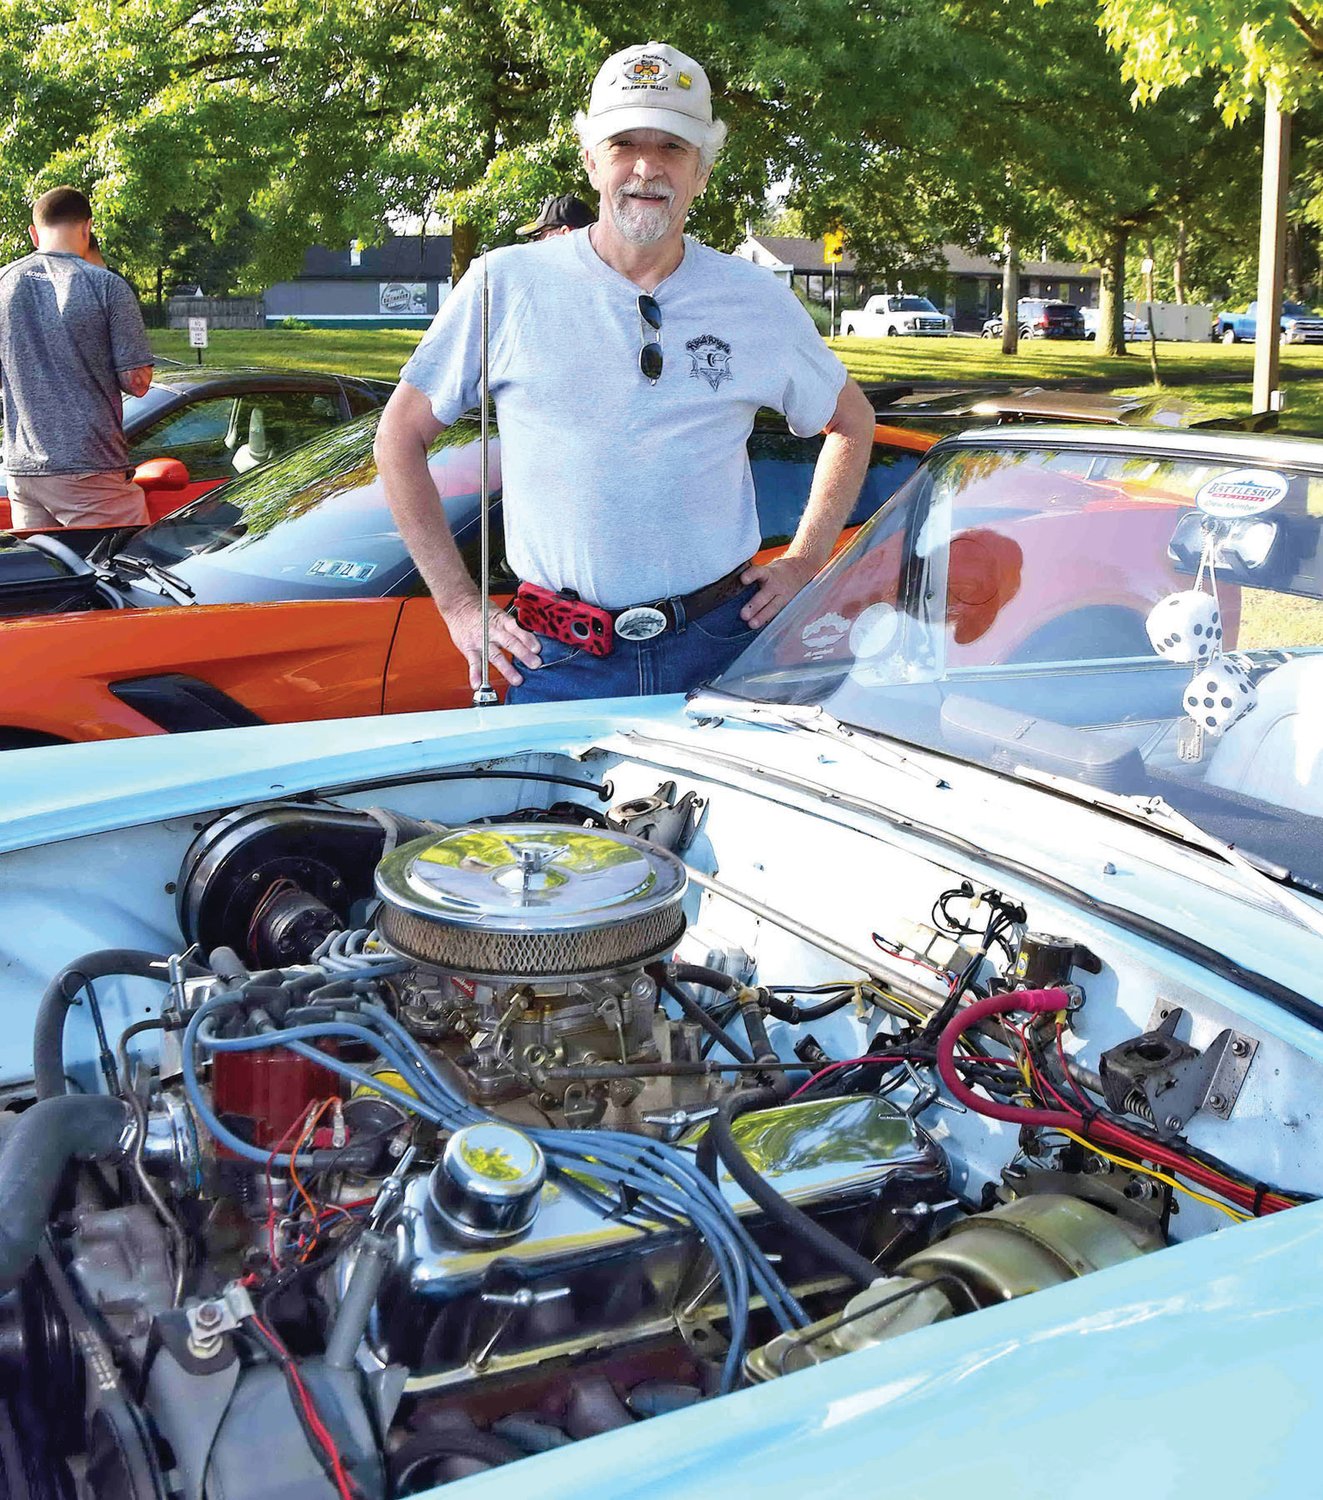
1,424,1322,1499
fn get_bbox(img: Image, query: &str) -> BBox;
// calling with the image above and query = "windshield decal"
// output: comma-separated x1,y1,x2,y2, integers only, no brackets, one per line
849,601,900,657
1195,468,1288,519
308,558,378,582
800,612,850,659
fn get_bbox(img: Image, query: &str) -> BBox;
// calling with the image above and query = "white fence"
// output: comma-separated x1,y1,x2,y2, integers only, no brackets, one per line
167,296,265,330
1127,300,1214,342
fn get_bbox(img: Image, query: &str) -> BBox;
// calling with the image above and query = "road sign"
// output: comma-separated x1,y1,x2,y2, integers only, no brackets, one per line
188,316,208,366
823,231,845,265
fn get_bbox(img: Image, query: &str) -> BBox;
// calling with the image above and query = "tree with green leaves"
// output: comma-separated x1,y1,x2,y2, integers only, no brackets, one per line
790,0,1244,355
1099,0,1323,117
0,0,961,297
1099,1,1323,317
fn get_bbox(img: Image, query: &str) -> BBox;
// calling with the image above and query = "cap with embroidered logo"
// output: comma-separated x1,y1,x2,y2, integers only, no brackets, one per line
582,42,713,149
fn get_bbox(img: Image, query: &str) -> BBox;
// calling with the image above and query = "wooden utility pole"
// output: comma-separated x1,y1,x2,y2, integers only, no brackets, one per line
1253,93,1291,415
1000,230,1020,356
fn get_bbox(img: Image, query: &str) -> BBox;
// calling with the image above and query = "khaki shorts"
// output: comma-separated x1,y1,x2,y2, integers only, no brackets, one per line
9,471,150,529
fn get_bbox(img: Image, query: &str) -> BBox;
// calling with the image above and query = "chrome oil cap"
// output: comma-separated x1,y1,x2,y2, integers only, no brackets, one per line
427,1122,546,1246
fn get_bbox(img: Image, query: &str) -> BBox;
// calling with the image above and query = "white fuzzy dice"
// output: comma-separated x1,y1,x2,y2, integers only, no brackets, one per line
1183,658,1257,736
1146,590,1224,663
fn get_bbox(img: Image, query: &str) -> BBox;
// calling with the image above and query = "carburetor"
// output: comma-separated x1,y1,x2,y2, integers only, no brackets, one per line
374,825,691,1126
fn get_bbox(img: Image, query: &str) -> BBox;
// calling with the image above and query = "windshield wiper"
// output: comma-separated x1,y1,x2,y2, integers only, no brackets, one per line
1013,766,1323,939
111,553,196,603
686,691,950,787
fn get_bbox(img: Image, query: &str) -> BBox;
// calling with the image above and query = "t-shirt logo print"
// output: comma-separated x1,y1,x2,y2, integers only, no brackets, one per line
686,333,732,392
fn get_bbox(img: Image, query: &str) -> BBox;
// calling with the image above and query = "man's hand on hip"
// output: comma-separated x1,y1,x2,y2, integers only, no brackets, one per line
443,595,542,690
739,553,819,629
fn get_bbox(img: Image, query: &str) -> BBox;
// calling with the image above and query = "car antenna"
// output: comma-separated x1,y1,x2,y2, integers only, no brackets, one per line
472,249,498,708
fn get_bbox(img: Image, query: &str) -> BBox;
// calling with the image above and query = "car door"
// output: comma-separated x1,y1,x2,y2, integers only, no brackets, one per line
0,596,408,743
381,511,515,715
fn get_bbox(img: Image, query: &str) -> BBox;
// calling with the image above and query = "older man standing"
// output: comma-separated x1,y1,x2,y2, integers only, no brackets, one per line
376,42,875,703
0,188,154,529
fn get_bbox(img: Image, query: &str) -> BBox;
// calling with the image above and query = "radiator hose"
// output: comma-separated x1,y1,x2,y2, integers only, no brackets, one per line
0,1095,129,1291
34,950,186,1100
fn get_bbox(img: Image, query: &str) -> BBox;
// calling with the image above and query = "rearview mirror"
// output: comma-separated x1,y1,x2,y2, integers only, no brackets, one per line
1168,510,1284,582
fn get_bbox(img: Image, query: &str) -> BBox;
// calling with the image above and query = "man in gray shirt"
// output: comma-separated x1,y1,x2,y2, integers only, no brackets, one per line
376,41,875,704
0,186,154,528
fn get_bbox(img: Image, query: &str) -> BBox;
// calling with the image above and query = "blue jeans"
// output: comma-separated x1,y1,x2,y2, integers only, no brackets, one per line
505,587,759,704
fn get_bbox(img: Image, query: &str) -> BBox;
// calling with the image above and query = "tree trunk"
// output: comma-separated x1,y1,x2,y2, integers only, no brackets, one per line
155,266,164,321
1173,219,1186,305
1143,236,1160,383
1097,229,1128,357
1000,230,1020,356
451,221,479,284
1286,221,1303,301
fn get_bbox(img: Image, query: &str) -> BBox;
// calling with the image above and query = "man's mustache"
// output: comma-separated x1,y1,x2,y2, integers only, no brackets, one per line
617,180,675,203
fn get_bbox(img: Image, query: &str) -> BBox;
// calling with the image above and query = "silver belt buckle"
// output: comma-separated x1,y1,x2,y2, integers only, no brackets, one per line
614,605,668,642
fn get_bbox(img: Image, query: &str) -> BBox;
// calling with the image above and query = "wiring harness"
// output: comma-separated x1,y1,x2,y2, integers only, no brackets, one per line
180,945,809,1398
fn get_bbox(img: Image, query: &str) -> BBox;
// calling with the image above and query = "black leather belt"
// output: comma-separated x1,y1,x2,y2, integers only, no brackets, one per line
522,564,753,645
609,562,749,641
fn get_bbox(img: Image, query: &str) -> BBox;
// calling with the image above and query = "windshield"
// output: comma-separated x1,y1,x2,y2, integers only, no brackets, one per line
714,434,1323,885
894,297,939,312
122,414,489,603
122,384,178,430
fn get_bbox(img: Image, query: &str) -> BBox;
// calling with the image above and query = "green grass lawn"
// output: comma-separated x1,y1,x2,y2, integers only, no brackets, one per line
149,327,1323,436
151,327,425,381
829,335,1323,438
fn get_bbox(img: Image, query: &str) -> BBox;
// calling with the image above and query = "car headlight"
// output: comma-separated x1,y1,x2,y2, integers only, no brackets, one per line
903,319,917,330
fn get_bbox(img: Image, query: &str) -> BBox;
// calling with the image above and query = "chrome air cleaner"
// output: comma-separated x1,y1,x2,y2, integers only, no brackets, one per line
374,825,687,980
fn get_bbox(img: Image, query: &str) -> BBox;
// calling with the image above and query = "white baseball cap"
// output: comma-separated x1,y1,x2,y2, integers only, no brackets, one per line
581,42,713,149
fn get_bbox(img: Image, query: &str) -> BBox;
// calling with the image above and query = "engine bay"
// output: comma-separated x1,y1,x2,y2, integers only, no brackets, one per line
0,746,1316,1500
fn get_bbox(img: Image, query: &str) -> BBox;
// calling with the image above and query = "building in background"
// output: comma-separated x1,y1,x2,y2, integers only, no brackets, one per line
735,235,1101,332
263,235,453,328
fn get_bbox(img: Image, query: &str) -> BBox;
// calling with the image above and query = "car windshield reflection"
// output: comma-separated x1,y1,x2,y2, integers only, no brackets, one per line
120,414,488,603
714,431,1323,886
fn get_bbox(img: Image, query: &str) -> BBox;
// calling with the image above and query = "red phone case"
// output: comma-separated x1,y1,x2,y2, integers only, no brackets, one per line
514,583,614,657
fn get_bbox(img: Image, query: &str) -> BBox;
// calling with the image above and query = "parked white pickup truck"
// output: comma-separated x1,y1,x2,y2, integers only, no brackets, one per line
839,294,952,337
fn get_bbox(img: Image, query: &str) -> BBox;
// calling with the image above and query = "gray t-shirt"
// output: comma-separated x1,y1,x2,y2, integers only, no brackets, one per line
0,251,154,475
402,230,847,607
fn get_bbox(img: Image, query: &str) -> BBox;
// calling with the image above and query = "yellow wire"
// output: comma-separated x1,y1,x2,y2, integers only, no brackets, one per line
865,982,926,1021
1059,1128,1249,1223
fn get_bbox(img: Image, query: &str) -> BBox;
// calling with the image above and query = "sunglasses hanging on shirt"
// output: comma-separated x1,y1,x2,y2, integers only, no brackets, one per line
637,294,663,384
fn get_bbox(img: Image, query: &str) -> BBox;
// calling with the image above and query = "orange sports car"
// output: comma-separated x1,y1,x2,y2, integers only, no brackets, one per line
0,412,931,748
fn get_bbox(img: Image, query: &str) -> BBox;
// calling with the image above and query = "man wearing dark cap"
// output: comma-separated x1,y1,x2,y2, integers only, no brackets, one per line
516,194,596,242
0,187,154,528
